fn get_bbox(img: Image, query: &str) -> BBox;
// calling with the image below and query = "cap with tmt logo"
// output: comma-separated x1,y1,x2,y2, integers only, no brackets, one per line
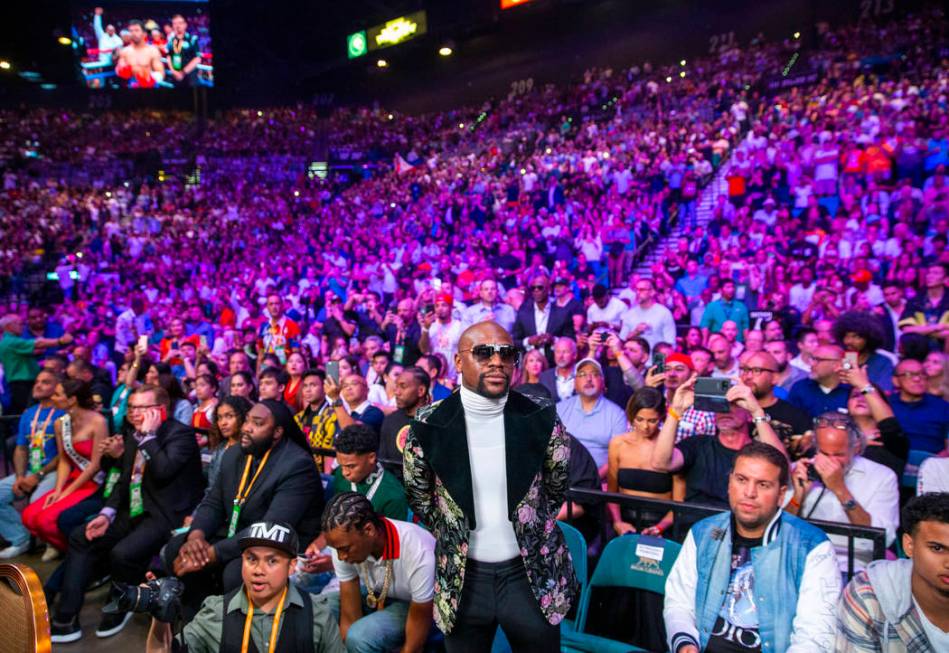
238,521,299,557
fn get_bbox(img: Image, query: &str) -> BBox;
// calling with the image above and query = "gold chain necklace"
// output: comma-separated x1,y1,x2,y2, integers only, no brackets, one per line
364,559,393,610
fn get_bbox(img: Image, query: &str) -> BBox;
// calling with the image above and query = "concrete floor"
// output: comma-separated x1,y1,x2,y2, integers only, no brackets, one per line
13,548,150,652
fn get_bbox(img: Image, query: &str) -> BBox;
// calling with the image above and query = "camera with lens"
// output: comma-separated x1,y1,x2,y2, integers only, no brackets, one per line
104,577,184,623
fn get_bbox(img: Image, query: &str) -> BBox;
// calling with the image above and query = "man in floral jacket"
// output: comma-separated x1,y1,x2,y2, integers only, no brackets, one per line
403,321,578,652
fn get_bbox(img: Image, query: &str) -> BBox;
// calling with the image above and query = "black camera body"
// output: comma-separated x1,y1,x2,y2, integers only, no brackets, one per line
104,577,184,623
806,462,822,483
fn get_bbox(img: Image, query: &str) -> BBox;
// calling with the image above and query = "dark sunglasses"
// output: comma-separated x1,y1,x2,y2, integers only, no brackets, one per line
529,284,547,291
461,344,520,365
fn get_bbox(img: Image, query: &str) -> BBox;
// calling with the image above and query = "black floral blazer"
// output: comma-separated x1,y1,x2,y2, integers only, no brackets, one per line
402,389,579,634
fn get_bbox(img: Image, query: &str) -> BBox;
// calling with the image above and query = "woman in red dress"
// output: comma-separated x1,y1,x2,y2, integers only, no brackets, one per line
282,350,307,411
191,373,218,446
22,379,107,551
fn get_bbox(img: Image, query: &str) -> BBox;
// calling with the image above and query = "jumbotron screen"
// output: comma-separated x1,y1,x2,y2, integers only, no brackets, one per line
70,1,213,89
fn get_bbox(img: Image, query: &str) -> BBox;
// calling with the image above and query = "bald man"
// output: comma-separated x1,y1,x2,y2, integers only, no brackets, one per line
402,322,578,652
788,345,853,419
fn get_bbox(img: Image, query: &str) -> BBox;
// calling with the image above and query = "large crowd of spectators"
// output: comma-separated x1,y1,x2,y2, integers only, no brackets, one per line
0,5,947,652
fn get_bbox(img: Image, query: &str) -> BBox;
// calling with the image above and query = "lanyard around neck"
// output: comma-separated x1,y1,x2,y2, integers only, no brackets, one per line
236,449,272,506
241,586,288,653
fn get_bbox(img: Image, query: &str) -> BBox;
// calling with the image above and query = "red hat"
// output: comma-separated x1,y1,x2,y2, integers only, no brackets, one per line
666,352,695,371
435,293,454,307
851,269,872,284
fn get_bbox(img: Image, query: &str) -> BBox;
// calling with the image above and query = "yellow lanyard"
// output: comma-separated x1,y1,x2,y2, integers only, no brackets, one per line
241,586,288,653
30,407,55,447
235,450,271,506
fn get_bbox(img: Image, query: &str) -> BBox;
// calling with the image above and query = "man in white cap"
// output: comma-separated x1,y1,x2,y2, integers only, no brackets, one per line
555,357,628,476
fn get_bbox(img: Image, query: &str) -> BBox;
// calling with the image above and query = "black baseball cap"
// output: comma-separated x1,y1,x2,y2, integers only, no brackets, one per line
238,521,300,557
553,277,571,286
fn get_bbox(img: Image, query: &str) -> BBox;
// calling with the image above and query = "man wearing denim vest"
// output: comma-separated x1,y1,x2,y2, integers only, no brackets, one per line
664,442,841,653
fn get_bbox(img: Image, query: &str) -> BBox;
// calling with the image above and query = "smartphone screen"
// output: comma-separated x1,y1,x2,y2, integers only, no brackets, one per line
653,352,666,373
326,361,340,385
137,335,148,350
844,352,858,368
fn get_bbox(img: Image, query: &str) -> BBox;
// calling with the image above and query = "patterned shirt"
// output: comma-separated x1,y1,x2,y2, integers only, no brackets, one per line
295,401,336,469
675,406,717,443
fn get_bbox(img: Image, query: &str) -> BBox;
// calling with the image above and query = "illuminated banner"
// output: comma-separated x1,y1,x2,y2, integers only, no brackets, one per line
501,0,536,9
347,10,427,58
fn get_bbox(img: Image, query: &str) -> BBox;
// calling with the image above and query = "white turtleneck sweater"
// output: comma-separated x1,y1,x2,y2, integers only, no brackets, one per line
460,385,520,562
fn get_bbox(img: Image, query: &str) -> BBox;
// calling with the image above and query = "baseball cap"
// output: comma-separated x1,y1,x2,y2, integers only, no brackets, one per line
665,352,695,371
238,521,300,557
574,358,603,375
553,276,571,286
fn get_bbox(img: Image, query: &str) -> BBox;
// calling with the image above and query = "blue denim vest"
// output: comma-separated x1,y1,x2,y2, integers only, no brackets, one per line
690,510,829,652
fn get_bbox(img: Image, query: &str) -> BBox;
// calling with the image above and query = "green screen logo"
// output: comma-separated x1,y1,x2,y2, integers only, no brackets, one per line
347,31,368,59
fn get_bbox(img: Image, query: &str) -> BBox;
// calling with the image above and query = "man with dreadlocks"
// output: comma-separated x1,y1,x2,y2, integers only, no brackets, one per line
165,399,324,614
321,492,436,653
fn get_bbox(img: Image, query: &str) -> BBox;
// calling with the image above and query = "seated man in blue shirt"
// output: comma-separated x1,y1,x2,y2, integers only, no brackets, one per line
889,357,949,454
555,358,628,477
0,369,64,558
789,344,852,419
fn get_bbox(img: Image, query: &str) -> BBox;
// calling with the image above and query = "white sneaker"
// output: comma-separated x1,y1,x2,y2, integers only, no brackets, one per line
0,542,30,559
41,546,61,562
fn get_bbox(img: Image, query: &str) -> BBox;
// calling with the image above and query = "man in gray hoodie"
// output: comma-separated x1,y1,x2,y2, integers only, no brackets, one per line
836,492,949,652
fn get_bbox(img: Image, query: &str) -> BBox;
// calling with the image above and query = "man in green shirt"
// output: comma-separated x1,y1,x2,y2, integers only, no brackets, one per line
331,423,409,520
146,521,344,653
699,280,750,343
0,314,72,414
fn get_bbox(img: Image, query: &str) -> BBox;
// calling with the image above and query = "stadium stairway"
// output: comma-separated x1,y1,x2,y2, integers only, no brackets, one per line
633,163,729,279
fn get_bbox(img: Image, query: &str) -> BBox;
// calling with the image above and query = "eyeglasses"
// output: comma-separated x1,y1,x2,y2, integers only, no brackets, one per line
128,404,161,413
895,371,925,379
814,415,853,430
577,370,603,379
812,357,841,363
529,285,547,291
460,344,520,365
739,366,777,375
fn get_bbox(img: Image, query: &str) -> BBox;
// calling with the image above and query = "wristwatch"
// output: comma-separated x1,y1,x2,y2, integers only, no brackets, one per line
860,385,875,396
752,413,771,425
332,399,344,409
842,497,858,512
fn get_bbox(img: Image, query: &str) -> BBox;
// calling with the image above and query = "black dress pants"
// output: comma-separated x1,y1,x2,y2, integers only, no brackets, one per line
444,557,559,653
55,513,171,621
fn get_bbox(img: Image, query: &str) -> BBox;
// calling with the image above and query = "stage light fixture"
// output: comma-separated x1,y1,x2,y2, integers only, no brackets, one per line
58,36,72,46
0,61,11,70
439,46,453,57
377,59,388,68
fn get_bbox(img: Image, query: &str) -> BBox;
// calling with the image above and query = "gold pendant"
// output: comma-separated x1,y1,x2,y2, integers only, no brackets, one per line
366,594,378,609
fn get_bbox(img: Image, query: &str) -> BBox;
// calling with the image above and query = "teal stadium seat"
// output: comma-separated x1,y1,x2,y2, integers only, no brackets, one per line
562,534,681,653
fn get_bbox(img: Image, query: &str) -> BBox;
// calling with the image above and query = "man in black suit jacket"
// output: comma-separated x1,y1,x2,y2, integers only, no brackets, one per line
512,274,576,363
51,384,203,644
538,337,579,402
165,399,323,610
